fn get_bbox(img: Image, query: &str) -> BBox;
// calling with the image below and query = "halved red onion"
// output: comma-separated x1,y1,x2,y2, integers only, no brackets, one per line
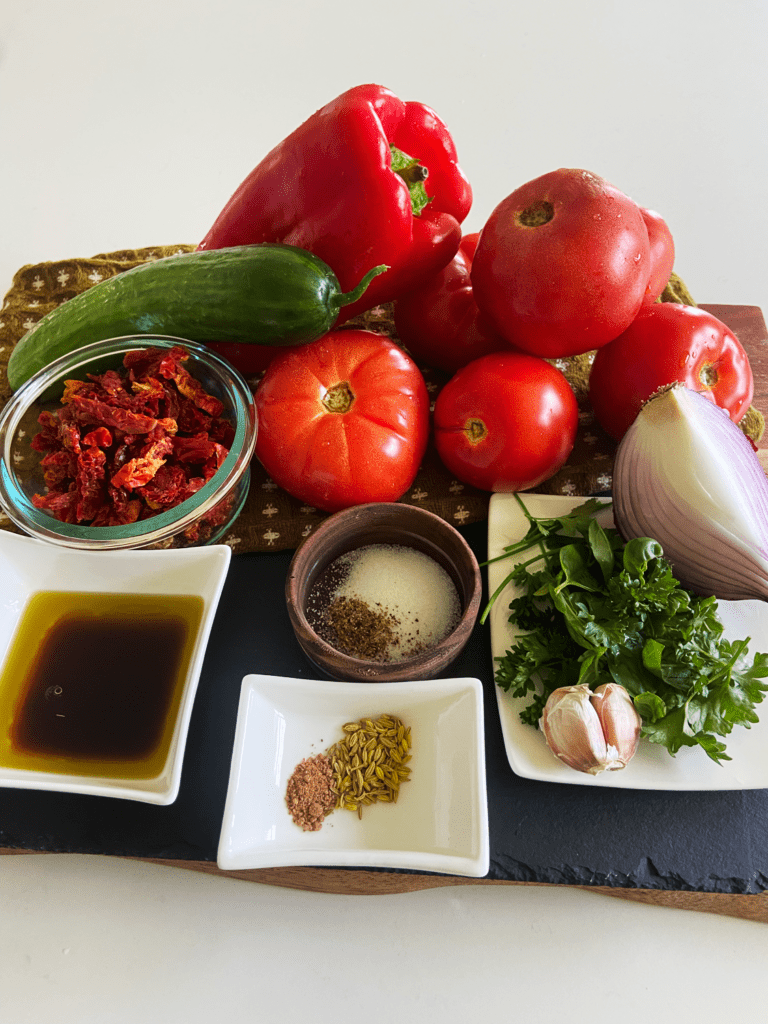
613,385,768,601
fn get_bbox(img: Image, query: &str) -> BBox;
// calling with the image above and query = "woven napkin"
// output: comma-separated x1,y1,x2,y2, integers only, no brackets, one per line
0,247,692,554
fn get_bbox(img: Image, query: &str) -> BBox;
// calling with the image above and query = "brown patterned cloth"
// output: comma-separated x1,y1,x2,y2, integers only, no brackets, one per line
0,248,687,553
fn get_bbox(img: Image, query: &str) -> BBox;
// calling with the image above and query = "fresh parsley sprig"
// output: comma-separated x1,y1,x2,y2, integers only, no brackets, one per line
488,495,768,763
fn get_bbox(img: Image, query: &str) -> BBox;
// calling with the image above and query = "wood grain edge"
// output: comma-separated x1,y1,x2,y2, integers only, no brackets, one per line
580,884,768,923
5,849,766,921
131,857,768,922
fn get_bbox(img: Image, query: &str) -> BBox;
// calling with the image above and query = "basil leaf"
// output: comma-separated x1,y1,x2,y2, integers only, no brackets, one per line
623,537,664,576
556,544,602,593
588,517,615,583
634,691,667,722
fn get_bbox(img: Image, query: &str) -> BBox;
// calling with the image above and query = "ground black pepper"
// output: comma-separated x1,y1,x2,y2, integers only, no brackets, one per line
305,544,461,664
324,595,400,660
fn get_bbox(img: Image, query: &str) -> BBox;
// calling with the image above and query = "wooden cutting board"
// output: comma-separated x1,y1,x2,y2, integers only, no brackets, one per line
2,303,768,923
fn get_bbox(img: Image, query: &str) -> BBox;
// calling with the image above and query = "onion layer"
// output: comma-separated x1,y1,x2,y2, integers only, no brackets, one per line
613,385,768,601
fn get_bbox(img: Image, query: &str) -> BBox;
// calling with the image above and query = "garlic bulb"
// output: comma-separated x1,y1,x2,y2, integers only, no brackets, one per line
590,683,641,766
613,385,768,601
539,682,641,774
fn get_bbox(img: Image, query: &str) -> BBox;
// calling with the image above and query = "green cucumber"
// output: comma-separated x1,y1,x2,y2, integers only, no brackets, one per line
7,244,387,392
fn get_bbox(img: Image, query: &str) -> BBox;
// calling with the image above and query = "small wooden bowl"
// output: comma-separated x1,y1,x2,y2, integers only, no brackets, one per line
285,503,482,682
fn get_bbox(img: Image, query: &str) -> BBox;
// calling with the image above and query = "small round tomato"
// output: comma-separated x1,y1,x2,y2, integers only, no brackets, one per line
588,303,753,441
393,232,511,373
254,330,429,512
204,340,289,377
433,352,578,492
640,207,675,305
471,168,651,358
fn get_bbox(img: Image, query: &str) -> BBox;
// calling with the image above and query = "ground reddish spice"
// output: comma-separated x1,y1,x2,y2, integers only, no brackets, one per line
285,753,337,832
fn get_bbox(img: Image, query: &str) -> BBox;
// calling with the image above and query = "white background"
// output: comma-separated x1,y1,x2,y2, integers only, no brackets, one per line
2,1,768,1021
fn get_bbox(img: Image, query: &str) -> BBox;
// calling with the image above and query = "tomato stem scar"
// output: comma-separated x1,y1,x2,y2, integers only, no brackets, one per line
323,381,355,414
464,417,488,443
517,200,554,228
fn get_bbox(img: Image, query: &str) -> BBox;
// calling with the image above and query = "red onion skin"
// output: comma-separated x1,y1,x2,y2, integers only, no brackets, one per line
613,386,768,602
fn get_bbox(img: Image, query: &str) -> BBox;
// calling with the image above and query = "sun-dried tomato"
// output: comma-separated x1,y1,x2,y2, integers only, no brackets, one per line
69,396,160,435
110,436,174,491
30,410,61,453
76,446,107,521
122,345,187,381
129,377,166,412
31,486,79,523
54,411,82,454
172,433,217,464
139,464,189,510
173,369,225,418
40,450,78,489
60,379,92,405
175,396,217,437
30,345,235,538
92,369,126,397
83,426,112,448
90,485,142,527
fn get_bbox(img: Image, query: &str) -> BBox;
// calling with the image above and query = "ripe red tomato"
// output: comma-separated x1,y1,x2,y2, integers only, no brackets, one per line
588,303,753,441
393,232,512,373
640,207,675,305
254,330,429,512
471,168,651,358
433,352,578,492
205,340,290,377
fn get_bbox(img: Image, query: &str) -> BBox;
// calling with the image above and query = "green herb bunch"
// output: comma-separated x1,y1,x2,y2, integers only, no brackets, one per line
487,496,768,764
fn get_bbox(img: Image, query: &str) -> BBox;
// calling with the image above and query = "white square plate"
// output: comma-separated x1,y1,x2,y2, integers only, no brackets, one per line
488,492,768,790
217,673,489,876
0,530,230,804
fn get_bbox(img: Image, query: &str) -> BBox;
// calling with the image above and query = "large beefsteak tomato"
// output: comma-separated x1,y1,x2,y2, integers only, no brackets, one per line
433,352,578,492
254,330,429,512
471,168,652,358
588,303,753,441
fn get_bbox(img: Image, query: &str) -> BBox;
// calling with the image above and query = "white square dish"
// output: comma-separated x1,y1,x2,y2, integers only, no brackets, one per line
0,529,230,804
488,491,768,790
217,673,489,877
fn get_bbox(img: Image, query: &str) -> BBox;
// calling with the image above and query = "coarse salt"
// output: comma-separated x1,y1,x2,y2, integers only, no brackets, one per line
329,544,461,662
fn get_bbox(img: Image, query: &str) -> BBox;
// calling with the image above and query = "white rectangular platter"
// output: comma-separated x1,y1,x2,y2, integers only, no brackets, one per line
487,491,768,790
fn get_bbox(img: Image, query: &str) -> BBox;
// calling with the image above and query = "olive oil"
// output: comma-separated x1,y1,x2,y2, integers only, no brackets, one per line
0,591,204,779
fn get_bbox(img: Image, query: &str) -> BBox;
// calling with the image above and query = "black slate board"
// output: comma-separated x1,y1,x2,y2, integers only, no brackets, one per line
2,520,767,894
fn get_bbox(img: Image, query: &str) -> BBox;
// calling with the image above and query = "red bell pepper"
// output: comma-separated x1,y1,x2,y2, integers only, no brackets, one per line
197,84,472,320
393,233,512,374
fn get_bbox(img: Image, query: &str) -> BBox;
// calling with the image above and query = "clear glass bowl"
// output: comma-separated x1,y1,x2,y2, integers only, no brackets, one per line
0,336,257,550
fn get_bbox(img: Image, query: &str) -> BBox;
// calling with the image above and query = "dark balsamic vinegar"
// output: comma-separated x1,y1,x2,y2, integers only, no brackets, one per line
0,591,204,778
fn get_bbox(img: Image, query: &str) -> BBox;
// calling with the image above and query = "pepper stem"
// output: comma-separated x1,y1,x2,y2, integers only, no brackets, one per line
390,145,432,216
337,264,389,308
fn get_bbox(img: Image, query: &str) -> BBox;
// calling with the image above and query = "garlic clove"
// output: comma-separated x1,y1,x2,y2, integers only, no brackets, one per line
539,683,611,775
589,683,641,769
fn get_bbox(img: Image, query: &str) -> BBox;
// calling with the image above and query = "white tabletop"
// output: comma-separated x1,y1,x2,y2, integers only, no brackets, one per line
2,1,768,1021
